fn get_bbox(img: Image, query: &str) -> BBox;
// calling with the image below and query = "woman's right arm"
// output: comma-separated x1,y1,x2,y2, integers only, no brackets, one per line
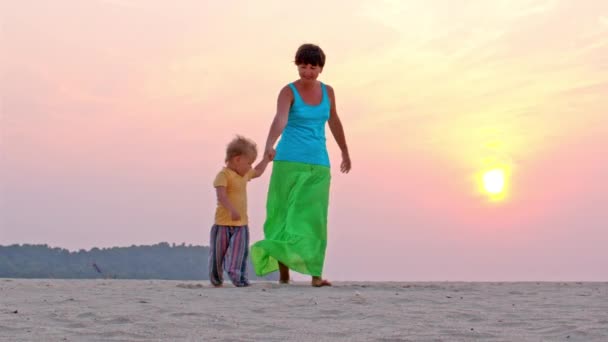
264,85,293,160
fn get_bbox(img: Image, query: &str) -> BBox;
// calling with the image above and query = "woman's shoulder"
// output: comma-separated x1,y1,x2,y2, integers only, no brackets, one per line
278,83,296,99
322,83,336,100
321,82,334,93
280,83,295,91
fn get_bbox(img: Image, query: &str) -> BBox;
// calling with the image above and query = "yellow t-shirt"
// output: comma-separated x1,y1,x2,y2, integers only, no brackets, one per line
213,167,256,226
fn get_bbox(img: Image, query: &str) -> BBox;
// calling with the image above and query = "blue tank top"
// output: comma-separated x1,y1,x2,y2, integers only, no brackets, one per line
275,82,330,167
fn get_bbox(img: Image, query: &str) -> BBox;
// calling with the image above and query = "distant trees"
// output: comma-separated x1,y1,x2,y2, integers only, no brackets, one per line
0,243,276,281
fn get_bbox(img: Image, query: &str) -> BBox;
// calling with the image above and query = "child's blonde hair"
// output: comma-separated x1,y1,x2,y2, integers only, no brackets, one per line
225,135,258,162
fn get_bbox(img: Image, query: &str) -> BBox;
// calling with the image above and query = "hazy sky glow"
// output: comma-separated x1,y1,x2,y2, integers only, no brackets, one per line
2,0,607,280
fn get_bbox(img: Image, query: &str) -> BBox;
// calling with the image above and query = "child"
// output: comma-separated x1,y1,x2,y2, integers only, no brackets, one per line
209,135,270,287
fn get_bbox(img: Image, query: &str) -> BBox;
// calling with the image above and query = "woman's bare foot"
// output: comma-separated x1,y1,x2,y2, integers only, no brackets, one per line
311,277,332,287
278,262,290,284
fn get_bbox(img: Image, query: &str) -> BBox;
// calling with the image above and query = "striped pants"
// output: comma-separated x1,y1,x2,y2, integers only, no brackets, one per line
208,224,250,287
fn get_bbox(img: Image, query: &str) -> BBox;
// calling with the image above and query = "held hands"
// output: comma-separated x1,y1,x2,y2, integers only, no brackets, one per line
265,144,350,172
340,150,351,173
265,145,276,161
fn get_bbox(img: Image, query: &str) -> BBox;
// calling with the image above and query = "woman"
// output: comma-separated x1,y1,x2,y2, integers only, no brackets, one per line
251,43,351,287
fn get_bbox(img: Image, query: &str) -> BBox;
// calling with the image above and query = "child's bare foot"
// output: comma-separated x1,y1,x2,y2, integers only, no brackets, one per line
311,277,332,287
212,284,223,288
278,262,290,284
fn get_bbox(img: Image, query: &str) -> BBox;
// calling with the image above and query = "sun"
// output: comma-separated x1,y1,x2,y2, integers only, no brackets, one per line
482,169,505,194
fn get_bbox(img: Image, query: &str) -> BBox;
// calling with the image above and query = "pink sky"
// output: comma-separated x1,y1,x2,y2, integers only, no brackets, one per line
1,0,607,280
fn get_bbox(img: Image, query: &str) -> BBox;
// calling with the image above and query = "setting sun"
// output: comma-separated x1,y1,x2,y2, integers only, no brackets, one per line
483,169,505,194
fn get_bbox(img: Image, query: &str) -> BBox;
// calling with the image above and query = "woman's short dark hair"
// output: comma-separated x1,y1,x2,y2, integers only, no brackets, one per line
294,44,326,67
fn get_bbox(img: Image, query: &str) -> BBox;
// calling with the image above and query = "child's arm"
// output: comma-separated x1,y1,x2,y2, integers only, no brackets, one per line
215,186,241,221
252,156,271,179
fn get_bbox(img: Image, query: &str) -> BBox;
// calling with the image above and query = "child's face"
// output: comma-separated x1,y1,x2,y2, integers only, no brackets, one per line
230,154,255,177
297,63,322,82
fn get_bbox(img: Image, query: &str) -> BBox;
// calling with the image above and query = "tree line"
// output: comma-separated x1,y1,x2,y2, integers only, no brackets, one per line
0,243,276,281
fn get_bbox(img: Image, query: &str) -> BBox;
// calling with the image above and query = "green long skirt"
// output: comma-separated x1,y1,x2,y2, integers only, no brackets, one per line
251,161,331,277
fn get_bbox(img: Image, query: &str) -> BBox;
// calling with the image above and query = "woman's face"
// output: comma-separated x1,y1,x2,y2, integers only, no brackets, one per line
297,63,322,82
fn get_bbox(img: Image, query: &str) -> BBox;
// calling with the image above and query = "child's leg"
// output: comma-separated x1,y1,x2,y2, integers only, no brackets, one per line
225,226,250,287
208,225,230,286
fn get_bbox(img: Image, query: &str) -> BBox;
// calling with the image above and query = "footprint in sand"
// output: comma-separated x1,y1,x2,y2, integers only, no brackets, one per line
176,283,204,289
66,322,88,329
320,309,342,315
351,291,367,305
103,316,132,324
76,312,97,319
169,312,205,318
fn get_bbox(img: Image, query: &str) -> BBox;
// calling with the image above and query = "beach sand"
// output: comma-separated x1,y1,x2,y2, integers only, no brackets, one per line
1,279,607,341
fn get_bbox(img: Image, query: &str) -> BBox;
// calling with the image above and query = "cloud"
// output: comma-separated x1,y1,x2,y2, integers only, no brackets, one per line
600,16,608,28
510,0,558,18
96,0,141,8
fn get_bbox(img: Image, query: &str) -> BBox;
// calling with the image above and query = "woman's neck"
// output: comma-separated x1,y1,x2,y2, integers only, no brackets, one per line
297,79,318,89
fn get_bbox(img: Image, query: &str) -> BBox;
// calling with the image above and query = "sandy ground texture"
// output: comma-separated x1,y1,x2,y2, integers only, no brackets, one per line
1,279,607,341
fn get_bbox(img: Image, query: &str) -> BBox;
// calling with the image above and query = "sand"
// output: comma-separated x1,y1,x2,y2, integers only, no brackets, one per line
1,279,607,341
